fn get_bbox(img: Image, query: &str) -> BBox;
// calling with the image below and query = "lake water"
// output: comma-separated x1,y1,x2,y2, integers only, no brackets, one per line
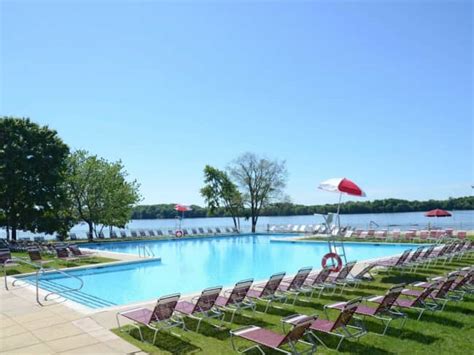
2,210,473,240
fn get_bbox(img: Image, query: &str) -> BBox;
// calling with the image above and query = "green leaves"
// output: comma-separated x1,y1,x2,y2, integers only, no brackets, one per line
200,165,243,228
66,150,141,240
0,117,71,239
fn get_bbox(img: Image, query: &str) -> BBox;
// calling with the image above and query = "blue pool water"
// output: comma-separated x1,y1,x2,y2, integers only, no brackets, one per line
18,234,421,308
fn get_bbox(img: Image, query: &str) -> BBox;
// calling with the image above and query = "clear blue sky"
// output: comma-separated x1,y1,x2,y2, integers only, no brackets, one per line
1,0,472,206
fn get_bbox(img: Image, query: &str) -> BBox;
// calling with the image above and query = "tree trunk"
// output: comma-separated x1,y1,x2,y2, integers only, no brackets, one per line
251,219,257,233
11,227,17,241
87,222,94,242
6,225,10,241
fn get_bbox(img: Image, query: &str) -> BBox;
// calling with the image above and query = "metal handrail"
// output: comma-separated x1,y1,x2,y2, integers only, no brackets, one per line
3,257,40,290
3,257,84,306
138,245,155,258
38,267,84,304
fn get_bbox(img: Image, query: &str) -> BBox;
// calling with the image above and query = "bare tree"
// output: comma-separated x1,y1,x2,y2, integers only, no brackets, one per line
228,153,287,232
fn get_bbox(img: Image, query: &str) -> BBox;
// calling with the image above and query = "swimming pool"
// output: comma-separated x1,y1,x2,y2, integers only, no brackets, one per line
18,234,422,308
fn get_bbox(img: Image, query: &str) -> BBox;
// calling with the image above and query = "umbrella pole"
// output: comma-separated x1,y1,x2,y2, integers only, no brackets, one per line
336,192,342,231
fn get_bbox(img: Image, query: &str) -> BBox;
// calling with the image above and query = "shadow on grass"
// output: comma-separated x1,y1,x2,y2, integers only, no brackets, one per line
315,332,394,354
417,312,465,328
360,319,438,344
130,327,201,354
380,274,426,285
254,303,297,317
183,318,230,340
359,284,388,292
223,312,272,328
443,304,474,315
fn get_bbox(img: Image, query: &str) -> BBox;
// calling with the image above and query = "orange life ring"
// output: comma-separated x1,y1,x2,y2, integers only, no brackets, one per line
175,230,183,238
322,252,343,272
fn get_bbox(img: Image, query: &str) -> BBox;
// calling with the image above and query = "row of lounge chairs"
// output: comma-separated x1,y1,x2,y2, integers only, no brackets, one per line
269,224,349,234
343,229,468,242
116,242,473,354
69,226,240,240
0,244,94,272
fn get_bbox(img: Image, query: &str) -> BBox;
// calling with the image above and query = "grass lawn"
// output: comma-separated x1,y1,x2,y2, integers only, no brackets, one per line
113,256,474,354
4,251,116,276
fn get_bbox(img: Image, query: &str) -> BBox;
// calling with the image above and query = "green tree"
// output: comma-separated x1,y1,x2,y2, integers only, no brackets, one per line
228,153,287,233
0,117,70,240
200,165,243,230
66,150,141,241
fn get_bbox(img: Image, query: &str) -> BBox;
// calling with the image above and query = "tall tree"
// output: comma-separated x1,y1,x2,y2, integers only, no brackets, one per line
0,117,70,240
200,165,243,230
228,153,287,232
66,150,141,241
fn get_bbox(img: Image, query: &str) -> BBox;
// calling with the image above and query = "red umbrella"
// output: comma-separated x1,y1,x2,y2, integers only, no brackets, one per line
175,204,192,212
425,209,451,217
318,177,366,197
175,204,192,230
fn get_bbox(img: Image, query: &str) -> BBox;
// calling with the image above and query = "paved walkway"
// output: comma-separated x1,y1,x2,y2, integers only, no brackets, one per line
0,277,143,355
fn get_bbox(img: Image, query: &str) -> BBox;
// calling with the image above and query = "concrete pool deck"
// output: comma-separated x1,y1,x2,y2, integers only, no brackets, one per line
0,280,143,354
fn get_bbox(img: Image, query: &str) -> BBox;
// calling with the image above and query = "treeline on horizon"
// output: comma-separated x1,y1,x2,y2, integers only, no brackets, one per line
131,196,474,220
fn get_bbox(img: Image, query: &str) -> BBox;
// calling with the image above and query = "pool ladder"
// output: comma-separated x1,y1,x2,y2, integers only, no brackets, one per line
138,245,155,258
4,257,84,306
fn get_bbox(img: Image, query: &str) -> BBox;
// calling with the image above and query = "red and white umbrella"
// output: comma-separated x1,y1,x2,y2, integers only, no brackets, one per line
425,209,451,217
318,177,366,233
318,177,366,197
175,204,192,229
175,204,192,212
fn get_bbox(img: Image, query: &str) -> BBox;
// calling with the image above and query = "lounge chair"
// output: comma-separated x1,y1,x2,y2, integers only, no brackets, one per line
230,315,316,354
375,249,412,270
207,227,214,234
344,230,353,238
55,247,79,261
120,231,128,238
278,267,312,304
68,245,94,258
110,231,118,239
131,231,138,238
282,298,365,351
215,227,222,234
27,248,53,267
402,272,460,310
325,261,357,294
156,230,164,236
116,293,185,344
175,286,224,332
402,246,426,272
375,230,387,240
350,263,376,282
371,281,441,320
327,283,406,335
68,233,77,240
215,279,256,322
301,267,333,298
191,228,198,235
388,229,401,241
198,228,205,234
247,272,287,312
148,230,156,237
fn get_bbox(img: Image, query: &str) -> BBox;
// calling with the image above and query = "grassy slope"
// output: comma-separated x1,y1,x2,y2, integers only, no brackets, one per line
5,252,116,276
113,256,474,354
